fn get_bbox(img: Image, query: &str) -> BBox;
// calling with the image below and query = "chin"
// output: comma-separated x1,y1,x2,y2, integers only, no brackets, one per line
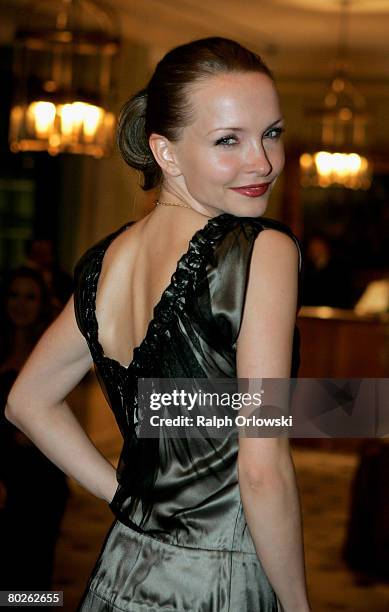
227,199,269,219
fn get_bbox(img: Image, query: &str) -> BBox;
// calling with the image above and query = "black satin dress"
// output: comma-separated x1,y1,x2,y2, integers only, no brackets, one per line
74,213,302,612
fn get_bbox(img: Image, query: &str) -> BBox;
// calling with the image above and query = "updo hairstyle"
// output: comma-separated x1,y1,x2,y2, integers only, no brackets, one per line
117,37,273,191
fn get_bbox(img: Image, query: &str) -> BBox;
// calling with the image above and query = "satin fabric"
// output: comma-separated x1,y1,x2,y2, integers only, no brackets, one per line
74,213,302,611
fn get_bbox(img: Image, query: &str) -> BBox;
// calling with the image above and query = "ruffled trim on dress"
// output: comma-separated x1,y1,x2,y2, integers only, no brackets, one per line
74,213,302,528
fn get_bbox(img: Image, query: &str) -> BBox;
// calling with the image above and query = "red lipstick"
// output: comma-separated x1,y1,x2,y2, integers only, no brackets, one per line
230,183,270,197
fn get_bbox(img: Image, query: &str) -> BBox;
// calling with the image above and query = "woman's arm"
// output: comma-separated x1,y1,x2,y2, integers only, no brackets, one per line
236,229,311,612
5,297,118,504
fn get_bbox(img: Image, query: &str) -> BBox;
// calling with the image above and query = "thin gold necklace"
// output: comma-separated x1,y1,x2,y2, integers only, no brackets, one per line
155,200,213,218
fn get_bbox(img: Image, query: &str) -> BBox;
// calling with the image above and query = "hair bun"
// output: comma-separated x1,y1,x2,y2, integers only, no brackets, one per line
117,89,161,190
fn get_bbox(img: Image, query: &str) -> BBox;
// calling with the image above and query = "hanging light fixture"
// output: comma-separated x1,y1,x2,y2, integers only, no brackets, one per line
9,0,120,158
300,0,371,190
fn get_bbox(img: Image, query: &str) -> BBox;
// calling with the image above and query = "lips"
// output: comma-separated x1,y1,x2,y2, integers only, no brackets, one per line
230,183,271,197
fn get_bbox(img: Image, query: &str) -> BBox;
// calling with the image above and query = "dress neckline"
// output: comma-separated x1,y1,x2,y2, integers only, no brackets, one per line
90,213,234,372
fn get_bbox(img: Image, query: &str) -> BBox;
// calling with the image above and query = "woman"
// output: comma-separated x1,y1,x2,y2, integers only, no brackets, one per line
0,267,69,590
6,38,311,611
0,267,52,371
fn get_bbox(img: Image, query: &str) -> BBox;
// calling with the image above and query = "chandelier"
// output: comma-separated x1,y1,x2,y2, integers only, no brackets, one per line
300,0,371,190
9,0,120,158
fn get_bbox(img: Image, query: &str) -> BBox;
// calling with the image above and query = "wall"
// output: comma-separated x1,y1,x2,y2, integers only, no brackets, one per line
68,41,155,267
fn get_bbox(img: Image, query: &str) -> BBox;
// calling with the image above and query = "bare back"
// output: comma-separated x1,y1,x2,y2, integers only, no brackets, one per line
95,210,209,369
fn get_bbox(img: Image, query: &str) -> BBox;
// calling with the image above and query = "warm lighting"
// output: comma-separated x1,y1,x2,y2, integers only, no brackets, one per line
315,152,333,176
301,0,371,190
300,151,371,189
9,0,120,157
28,102,56,137
354,280,389,315
316,307,336,319
10,100,115,157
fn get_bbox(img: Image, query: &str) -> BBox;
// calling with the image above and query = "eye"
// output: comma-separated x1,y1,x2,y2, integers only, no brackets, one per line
264,127,284,140
214,134,238,147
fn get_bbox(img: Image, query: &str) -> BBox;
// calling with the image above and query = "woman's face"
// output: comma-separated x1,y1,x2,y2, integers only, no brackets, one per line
7,277,42,328
172,71,285,217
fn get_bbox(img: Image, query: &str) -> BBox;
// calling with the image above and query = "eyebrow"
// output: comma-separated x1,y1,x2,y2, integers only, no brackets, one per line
207,117,284,135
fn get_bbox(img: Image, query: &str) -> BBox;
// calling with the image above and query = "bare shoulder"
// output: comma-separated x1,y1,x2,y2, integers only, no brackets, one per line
237,227,299,379
251,227,300,271
96,216,154,287
102,216,148,266
246,227,300,301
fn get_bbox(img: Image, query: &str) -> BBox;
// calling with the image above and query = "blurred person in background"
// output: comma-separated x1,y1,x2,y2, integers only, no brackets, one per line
0,267,69,591
302,233,354,308
25,238,73,315
343,439,389,582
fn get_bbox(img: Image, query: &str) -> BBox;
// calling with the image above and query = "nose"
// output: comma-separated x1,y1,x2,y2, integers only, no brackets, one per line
245,142,272,177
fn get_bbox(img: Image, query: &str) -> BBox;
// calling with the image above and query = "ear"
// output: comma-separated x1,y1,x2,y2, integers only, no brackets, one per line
149,133,181,177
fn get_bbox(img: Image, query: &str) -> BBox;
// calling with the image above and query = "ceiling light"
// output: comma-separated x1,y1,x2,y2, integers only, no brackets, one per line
9,0,120,158
301,0,372,189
